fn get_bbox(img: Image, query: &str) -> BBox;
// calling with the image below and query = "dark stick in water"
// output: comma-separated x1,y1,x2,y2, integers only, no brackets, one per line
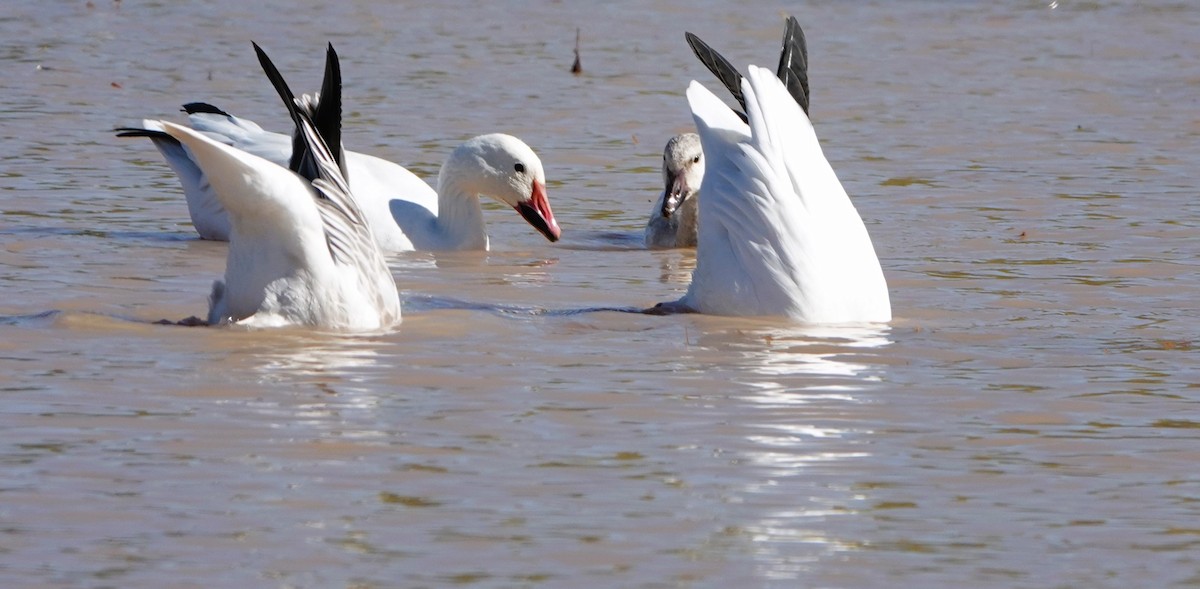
571,28,582,74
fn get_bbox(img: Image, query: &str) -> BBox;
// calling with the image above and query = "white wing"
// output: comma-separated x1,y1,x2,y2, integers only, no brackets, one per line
682,65,890,323
158,118,400,330
126,106,434,251
293,109,401,329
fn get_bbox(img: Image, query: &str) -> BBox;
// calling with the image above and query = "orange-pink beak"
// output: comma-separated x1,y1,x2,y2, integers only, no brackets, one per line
515,180,561,242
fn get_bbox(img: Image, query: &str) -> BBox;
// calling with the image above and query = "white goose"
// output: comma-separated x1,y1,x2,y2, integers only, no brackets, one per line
662,65,891,323
152,46,400,330
646,16,810,250
644,133,703,249
120,51,559,253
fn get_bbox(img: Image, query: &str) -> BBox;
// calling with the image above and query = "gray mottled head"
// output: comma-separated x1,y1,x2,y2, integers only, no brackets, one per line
661,132,704,218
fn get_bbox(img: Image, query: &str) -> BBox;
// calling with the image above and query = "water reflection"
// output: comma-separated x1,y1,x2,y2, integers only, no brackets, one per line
0,309,62,327
251,333,384,379
4,0,1195,583
554,230,645,251
690,321,891,581
227,331,396,442
655,249,695,286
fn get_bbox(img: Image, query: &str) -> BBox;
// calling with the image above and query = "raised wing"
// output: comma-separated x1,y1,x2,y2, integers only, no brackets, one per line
685,16,812,121
684,31,747,120
775,16,809,115
683,65,889,322
252,42,346,181
293,105,376,268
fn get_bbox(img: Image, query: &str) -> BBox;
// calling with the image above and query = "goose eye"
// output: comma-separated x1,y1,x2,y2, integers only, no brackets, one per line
692,155,701,163
514,162,525,174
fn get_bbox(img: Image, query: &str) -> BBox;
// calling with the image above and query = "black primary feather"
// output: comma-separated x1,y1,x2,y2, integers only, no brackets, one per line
181,102,232,116
685,31,749,123
252,42,302,133
251,42,345,183
253,44,361,265
294,102,370,267
775,16,809,115
114,127,178,144
685,16,812,120
312,44,344,176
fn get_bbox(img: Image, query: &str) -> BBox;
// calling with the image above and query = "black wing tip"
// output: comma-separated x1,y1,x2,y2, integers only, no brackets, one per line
683,31,714,66
683,30,710,61
114,126,148,136
316,42,345,177
180,102,230,116
782,15,808,67
323,43,340,83
114,127,171,140
776,14,811,115
114,127,181,146
324,43,340,80
320,43,342,107
683,28,749,116
251,41,307,176
252,40,300,123
256,41,344,181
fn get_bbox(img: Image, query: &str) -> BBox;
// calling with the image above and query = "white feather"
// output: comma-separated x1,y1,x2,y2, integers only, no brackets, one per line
157,118,401,331
136,110,558,252
679,65,890,323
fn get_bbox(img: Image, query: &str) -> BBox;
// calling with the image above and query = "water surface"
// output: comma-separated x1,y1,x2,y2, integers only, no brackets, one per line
2,1,1199,587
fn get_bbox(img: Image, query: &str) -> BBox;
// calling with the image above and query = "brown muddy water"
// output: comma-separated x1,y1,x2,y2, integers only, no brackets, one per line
1,1,1199,587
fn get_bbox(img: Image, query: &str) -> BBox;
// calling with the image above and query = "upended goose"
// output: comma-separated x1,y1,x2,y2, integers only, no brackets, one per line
141,46,400,330
656,65,891,323
119,53,560,253
644,16,809,250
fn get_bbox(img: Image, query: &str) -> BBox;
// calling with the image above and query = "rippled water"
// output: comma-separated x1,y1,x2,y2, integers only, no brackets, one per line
2,1,1199,587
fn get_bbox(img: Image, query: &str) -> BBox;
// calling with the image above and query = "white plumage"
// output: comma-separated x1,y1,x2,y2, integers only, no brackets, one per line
155,111,401,330
127,110,559,252
677,65,890,323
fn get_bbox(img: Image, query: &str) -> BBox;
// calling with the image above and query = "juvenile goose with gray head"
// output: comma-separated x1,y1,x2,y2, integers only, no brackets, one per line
653,20,889,322
645,16,810,250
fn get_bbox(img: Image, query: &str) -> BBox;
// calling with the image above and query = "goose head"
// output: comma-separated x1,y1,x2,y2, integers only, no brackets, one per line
441,134,561,242
660,133,704,218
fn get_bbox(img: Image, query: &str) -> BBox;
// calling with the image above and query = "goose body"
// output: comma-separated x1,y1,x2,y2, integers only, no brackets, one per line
646,16,810,250
148,44,400,330
675,65,890,323
165,118,401,329
122,74,558,253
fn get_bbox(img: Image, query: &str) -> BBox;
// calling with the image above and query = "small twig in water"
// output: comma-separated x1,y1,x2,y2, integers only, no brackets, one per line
571,28,582,74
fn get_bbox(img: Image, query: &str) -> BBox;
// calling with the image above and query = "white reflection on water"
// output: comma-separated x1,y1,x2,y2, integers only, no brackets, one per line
251,334,385,379
655,250,696,286
697,322,891,581
228,332,395,441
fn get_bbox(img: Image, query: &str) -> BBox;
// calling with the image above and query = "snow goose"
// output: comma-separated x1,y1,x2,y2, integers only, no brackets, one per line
644,133,703,249
119,49,560,252
152,46,400,330
645,16,810,250
657,65,890,323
